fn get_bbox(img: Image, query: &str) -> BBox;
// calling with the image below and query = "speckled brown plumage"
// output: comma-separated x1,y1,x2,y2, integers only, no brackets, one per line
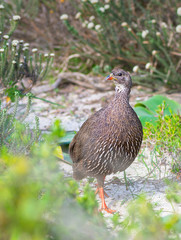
69,67,143,213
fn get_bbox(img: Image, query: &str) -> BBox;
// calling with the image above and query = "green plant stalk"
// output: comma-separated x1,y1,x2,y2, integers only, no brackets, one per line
0,9,5,32
34,52,38,72
8,20,19,37
35,115,40,141
95,11,116,55
7,92,19,131
31,95,64,108
64,21,109,59
39,57,50,80
0,109,7,146
16,43,23,73
38,53,42,75
21,93,32,121
0,52,4,79
29,55,33,73
157,44,177,75
5,62,15,87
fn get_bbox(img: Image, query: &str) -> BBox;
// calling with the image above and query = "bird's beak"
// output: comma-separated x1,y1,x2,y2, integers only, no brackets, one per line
106,73,116,81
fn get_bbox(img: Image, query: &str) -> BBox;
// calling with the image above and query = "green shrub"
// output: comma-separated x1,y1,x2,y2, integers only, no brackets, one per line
0,91,41,154
143,102,181,173
61,0,181,88
0,5,55,154
0,5,54,101
144,103,181,152
119,194,181,240
0,120,110,240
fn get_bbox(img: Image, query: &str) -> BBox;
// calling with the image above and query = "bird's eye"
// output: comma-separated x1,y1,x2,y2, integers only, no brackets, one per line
118,73,122,76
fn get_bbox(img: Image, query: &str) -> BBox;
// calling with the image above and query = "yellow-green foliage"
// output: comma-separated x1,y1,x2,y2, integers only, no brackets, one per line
121,194,181,240
0,119,181,239
0,120,106,240
144,105,181,152
143,104,181,173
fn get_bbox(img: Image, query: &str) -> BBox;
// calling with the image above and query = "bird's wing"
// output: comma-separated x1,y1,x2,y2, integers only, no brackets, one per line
69,108,106,163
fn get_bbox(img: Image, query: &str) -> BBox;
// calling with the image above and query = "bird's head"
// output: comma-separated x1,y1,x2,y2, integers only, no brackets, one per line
106,67,132,94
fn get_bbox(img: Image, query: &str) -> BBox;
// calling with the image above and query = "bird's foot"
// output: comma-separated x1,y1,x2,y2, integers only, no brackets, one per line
99,207,116,214
98,187,115,214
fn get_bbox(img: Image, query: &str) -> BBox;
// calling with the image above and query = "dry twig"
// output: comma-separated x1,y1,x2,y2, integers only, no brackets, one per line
32,72,111,94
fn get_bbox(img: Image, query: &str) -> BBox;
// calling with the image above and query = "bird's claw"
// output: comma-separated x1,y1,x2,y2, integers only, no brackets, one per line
99,207,116,214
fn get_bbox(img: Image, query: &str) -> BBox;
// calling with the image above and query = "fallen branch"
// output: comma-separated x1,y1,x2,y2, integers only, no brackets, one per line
32,72,112,94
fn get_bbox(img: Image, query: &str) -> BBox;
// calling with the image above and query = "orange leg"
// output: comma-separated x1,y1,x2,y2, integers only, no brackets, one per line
95,187,109,197
98,187,116,214
95,176,109,197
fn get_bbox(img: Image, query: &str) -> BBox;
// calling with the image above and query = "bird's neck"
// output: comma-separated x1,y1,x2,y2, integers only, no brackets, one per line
114,86,130,104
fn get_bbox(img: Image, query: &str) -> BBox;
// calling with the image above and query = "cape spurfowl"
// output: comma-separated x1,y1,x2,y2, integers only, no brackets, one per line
69,67,143,213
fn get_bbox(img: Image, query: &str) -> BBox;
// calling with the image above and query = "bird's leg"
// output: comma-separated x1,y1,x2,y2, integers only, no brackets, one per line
95,176,109,197
97,176,115,214
98,187,116,214
95,187,109,197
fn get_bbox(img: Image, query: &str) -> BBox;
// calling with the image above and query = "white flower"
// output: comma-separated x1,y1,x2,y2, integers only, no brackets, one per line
19,40,24,44
95,24,101,31
160,22,167,28
82,20,88,28
87,22,94,29
12,40,19,47
32,48,38,53
75,12,81,19
151,19,156,23
0,4,4,9
142,30,149,38
176,24,181,33
50,53,55,57
24,43,29,47
99,7,105,12
0,31,2,35
90,0,98,3
13,15,21,21
23,47,29,51
89,16,95,21
156,31,161,36
82,0,87,2
3,35,9,40
121,22,128,27
152,50,158,56
0,48,4,52
104,4,110,9
128,27,132,32
44,53,49,57
105,0,110,2
145,62,152,69
177,7,181,16
12,60,16,64
60,14,68,20
133,65,139,73
6,43,9,46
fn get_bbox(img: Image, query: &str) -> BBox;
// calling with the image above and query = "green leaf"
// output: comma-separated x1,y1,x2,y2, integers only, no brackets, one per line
134,106,157,127
134,95,181,127
62,152,73,165
135,95,181,115
58,131,76,145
